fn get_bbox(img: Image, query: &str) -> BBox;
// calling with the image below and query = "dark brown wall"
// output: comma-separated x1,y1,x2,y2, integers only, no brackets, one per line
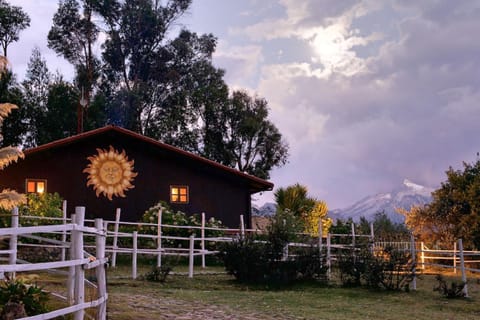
0,131,252,227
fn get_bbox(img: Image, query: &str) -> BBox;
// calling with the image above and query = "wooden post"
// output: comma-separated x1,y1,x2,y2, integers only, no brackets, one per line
111,208,121,267
420,242,425,270
351,223,356,248
157,208,162,267
73,207,85,320
240,214,245,238
458,239,469,297
327,233,331,280
201,212,206,268
132,231,137,280
67,214,76,305
369,222,375,254
61,200,67,261
410,234,417,291
318,218,323,255
8,207,19,279
453,241,457,274
95,219,107,320
189,235,195,278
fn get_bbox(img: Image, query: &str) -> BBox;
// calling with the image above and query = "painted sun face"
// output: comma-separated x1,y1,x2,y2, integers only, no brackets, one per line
83,146,138,200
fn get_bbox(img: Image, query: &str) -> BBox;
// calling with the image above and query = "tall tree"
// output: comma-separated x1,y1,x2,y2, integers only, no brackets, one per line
0,0,30,57
220,91,288,179
21,47,53,147
48,0,100,132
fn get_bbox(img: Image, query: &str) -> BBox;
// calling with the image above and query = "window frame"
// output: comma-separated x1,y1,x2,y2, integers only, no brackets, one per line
170,185,189,204
25,178,47,194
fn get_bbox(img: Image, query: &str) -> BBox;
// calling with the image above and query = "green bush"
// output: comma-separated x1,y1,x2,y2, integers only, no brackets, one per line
0,278,49,316
140,201,224,249
337,246,416,291
433,274,466,298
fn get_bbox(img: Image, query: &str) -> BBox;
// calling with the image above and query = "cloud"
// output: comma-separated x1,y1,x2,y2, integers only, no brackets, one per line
248,1,480,208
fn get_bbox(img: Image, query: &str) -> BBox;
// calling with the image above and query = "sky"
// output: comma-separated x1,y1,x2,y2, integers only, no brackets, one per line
6,0,480,209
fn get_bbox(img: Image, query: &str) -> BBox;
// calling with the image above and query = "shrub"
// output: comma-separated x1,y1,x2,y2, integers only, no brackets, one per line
140,201,224,249
221,210,328,285
336,246,416,291
0,278,49,316
433,274,466,298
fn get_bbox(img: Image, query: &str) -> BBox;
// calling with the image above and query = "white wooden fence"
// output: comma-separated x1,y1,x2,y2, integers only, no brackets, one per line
0,207,108,320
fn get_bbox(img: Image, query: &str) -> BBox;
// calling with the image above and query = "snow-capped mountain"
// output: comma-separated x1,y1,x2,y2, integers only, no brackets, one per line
329,179,434,223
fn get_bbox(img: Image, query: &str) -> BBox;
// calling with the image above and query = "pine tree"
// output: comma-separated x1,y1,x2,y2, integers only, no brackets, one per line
0,56,25,209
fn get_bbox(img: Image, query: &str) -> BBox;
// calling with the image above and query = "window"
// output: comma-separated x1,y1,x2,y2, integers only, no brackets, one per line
26,179,47,194
170,185,188,204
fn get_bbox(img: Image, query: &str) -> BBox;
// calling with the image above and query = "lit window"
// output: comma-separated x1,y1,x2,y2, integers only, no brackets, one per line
170,186,188,204
25,179,47,194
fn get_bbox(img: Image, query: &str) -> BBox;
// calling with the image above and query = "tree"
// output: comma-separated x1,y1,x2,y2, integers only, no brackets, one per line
0,59,25,147
0,0,30,57
210,90,288,179
401,159,480,249
21,47,53,147
0,55,25,209
35,78,79,145
274,183,330,235
358,212,409,241
303,200,332,236
48,0,100,131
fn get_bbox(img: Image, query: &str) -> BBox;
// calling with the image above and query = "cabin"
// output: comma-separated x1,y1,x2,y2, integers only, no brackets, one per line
0,126,273,227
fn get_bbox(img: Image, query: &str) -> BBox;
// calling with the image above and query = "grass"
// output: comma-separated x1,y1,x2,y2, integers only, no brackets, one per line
26,260,480,320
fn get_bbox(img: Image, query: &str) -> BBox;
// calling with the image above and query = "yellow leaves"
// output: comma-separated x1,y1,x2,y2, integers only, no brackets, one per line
303,200,332,236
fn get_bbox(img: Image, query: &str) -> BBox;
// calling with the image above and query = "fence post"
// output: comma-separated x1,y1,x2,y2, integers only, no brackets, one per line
73,207,85,320
67,214,76,305
111,208,121,267
157,208,162,267
201,212,206,268
351,223,356,248
61,200,67,261
420,242,425,270
410,234,416,291
318,219,323,255
458,239,469,297
453,241,457,274
8,207,19,279
95,218,107,320
132,231,137,280
240,214,245,238
326,233,331,280
189,235,195,278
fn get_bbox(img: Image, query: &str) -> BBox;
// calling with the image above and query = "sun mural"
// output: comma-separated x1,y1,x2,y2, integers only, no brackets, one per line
83,146,138,200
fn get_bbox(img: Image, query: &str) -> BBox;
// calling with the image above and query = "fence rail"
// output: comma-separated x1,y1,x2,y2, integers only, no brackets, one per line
0,207,108,320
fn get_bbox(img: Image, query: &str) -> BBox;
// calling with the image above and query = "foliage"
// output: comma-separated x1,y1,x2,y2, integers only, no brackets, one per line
401,159,480,249
221,209,327,285
336,246,416,291
303,200,332,236
0,278,49,316
274,183,331,235
143,265,172,283
140,201,224,249
213,90,289,179
433,274,466,299
358,212,410,241
0,55,25,209
17,192,63,225
0,0,30,56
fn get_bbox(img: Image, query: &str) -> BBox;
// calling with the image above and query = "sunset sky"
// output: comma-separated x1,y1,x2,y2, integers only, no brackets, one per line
7,0,480,209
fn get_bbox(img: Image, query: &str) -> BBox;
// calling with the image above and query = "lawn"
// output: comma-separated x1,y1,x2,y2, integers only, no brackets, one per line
32,262,480,319
99,263,480,320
